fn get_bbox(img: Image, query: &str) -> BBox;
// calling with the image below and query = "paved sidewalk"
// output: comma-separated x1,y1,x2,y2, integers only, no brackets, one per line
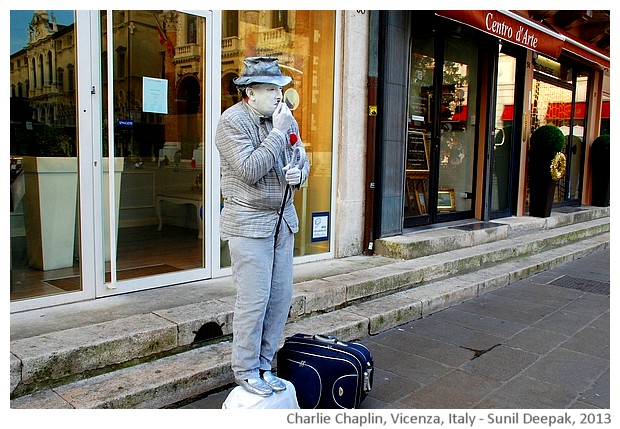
185,248,610,409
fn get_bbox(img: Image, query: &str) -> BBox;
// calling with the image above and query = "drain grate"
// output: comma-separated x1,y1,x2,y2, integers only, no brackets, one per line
548,275,610,295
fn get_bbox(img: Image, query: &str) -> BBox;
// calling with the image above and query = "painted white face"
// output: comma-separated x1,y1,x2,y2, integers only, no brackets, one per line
247,84,283,117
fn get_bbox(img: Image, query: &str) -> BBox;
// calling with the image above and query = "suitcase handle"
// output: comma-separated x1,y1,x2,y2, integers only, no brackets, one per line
313,334,345,345
364,368,373,393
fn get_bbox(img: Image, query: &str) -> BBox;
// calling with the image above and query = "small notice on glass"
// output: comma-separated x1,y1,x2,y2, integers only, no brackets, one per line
311,212,329,242
143,77,168,114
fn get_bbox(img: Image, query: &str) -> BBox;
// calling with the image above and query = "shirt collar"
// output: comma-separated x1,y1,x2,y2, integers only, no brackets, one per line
243,101,270,126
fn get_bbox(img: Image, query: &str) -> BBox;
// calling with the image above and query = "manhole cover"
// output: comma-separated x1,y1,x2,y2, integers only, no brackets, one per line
548,275,609,295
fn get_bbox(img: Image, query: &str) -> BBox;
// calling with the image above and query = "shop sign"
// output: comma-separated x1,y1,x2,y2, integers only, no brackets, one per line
533,55,564,79
436,10,564,59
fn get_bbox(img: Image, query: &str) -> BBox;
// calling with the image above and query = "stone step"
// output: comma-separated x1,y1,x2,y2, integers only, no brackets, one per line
10,233,609,409
374,206,609,259
9,209,609,403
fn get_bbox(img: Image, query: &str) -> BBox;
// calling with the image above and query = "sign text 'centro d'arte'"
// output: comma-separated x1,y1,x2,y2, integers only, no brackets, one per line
485,12,538,50
436,10,564,59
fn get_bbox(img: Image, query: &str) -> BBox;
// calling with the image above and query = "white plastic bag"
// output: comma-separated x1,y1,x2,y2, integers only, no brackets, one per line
222,379,299,409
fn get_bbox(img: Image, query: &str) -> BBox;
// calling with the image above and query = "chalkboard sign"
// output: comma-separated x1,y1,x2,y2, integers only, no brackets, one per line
406,130,429,172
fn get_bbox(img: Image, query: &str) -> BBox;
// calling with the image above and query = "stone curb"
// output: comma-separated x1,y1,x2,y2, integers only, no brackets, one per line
10,208,610,404
10,216,609,398
10,233,609,409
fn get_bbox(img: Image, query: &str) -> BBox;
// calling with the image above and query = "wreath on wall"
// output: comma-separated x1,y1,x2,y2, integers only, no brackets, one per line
550,152,566,181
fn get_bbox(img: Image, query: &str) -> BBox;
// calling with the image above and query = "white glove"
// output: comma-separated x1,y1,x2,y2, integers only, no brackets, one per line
272,102,293,133
283,165,301,186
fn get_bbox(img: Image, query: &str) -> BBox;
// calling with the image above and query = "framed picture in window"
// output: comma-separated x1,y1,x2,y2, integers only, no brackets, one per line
415,190,427,214
437,189,456,211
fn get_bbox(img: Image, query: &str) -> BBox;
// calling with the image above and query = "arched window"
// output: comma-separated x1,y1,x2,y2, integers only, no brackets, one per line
31,58,37,88
47,51,53,85
187,15,197,44
57,68,64,89
38,54,44,87
67,64,74,91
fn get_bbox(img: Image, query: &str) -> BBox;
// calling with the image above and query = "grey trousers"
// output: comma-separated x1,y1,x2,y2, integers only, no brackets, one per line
227,223,294,381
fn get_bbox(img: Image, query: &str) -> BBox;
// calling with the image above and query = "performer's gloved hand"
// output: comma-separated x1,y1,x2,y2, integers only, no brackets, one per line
283,165,301,186
272,102,293,134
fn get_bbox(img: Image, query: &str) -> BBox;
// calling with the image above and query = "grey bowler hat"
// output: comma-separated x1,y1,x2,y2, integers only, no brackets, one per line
233,57,292,87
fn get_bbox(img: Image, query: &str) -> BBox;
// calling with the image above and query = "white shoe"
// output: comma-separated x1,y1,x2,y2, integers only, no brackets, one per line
261,370,287,392
236,377,273,396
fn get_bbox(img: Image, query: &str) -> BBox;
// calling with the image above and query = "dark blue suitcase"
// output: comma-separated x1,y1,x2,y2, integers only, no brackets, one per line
276,333,374,409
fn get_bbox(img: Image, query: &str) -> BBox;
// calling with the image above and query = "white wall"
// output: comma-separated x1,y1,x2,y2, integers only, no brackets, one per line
334,11,369,258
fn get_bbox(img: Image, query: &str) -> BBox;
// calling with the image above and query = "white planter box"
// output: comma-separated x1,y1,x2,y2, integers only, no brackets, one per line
22,157,124,271
22,157,78,271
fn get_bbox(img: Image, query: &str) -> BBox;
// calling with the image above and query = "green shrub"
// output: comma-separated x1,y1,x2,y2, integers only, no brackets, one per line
530,124,566,153
592,134,610,152
33,125,76,157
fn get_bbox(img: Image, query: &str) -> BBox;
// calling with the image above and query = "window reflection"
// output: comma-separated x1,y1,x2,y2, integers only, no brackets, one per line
492,53,517,213
101,11,207,283
406,40,435,218
10,10,80,300
530,79,576,204
437,36,478,215
220,11,336,265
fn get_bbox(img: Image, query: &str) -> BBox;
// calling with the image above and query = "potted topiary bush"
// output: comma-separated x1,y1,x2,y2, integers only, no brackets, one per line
590,134,610,206
527,124,566,217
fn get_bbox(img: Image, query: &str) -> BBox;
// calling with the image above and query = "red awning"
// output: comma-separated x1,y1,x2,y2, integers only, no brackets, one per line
602,100,610,118
436,10,565,58
501,105,514,121
546,101,610,120
436,10,610,69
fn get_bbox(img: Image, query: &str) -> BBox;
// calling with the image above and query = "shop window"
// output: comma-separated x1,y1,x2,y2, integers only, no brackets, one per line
406,31,478,222
491,53,518,214
530,68,587,204
10,10,80,301
220,10,335,265
99,10,208,286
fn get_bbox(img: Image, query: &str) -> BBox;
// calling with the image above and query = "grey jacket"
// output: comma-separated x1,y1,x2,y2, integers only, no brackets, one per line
215,101,310,239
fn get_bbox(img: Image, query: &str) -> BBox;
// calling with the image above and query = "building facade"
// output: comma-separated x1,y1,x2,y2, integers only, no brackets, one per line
9,10,610,312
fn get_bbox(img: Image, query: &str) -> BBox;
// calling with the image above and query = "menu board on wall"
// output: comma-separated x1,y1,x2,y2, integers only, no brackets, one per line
406,130,429,172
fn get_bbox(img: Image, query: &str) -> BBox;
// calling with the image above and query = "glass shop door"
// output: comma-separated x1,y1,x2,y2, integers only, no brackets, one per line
405,18,479,227
96,10,214,295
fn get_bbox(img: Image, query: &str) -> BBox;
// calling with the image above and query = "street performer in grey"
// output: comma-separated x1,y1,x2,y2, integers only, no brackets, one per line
215,57,310,396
